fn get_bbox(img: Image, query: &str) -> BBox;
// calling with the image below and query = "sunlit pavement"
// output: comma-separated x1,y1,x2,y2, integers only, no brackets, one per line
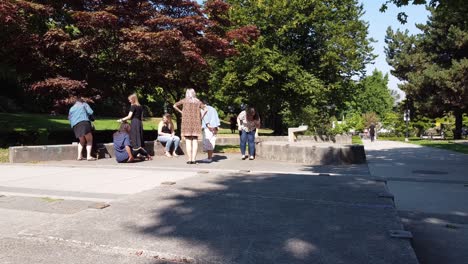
364,139,468,264
0,153,418,263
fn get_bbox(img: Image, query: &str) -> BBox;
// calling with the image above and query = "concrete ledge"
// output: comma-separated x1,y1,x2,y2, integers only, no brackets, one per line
9,135,356,164
9,141,155,163
256,141,366,165
215,134,351,145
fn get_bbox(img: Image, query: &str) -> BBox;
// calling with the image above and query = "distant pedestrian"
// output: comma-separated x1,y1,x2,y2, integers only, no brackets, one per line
118,93,146,152
173,88,203,164
113,122,152,163
229,114,237,134
237,106,260,160
200,100,221,163
157,113,180,157
369,123,376,142
68,97,96,161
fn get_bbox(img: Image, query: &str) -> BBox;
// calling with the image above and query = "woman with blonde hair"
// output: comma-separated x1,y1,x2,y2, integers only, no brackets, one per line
157,113,181,157
173,88,203,164
117,93,148,154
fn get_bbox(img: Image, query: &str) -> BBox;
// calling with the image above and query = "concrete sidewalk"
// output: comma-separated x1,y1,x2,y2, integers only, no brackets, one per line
364,139,468,264
0,154,418,264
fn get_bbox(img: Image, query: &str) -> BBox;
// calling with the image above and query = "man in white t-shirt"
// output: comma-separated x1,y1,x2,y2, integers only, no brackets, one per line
200,100,220,163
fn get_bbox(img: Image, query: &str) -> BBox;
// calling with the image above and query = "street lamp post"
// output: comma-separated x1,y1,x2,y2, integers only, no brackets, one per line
404,109,410,142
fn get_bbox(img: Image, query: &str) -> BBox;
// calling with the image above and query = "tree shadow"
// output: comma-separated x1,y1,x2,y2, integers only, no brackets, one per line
126,173,416,263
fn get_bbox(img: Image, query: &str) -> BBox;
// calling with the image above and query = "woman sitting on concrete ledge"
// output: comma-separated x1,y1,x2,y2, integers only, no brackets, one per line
157,113,180,157
113,122,152,163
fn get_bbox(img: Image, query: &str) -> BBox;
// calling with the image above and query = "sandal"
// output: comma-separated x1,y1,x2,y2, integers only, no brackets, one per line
146,155,153,161
77,157,85,161
87,157,97,161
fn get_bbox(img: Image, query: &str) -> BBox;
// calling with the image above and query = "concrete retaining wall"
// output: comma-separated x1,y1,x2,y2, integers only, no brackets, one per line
216,134,351,145
256,142,365,165
9,135,358,164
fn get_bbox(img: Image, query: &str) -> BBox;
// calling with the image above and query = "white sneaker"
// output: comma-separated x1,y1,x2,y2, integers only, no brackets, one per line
201,158,212,163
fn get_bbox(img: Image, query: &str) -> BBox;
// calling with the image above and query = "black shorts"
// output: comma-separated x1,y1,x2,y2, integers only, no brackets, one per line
73,121,92,138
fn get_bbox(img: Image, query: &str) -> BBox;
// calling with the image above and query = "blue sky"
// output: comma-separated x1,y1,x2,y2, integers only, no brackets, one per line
359,1,429,97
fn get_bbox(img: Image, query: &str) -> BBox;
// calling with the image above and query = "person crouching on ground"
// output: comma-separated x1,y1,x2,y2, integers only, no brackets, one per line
157,113,180,157
113,122,152,163
200,100,221,163
68,96,96,161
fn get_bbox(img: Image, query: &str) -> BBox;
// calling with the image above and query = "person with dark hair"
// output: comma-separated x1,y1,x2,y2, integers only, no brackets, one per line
369,123,376,142
173,88,203,164
229,114,237,134
68,97,96,161
157,113,180,157
237,106,261,160
117,93,145,149
200,100,220,163
113,122,152,163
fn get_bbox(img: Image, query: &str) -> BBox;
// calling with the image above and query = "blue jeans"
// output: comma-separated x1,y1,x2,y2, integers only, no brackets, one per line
240,129,256,156
157,135,180,152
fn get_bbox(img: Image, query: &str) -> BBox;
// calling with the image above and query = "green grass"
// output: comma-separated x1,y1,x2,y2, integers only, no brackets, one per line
410,139,468,154
41,197,64,203
215,144,240,153
382,137,468,154
0,148,8,163
0,113,274,134
352,135,363,145
0,113,160,131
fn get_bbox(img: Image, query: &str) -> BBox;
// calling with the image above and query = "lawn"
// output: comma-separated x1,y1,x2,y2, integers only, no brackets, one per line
381,137,468,154
352,135,363,145
0,112,160,131
0,112,274,134
0,148,8,163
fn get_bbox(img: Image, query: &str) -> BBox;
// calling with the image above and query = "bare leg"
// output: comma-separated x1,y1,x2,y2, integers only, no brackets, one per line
207,150,213,159
192,136,198,162
78,136,86,160
185,137,192,162
84,133,94,160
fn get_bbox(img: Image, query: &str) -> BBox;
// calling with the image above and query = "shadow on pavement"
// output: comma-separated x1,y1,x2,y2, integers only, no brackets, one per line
127,173,417,264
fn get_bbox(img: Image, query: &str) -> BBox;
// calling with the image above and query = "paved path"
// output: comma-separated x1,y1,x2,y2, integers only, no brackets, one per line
0,153,418,264
364,140,468,264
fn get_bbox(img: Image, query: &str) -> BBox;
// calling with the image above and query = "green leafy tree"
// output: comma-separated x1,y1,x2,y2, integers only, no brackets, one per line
210,0,375,134
385,3,468,139
355,69,395,116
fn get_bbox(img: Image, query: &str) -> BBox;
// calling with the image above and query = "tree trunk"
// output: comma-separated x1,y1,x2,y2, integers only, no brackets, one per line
454,109,463,140
272,112,284,135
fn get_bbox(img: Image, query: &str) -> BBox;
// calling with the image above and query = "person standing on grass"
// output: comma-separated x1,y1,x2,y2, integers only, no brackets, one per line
157,113,180,157
173,88,204,164
117,93,149,157
237,106,260,160
200,100,220,163
68,96,96,161
113,122,152,163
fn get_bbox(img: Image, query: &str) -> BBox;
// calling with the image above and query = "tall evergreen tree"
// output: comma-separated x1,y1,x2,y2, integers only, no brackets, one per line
385,3,468,139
